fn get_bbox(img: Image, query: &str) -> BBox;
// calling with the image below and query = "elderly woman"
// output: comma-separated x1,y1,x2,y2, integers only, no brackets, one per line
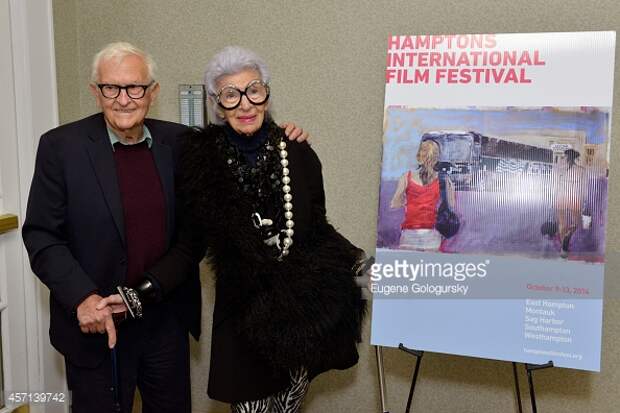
102,46,368,412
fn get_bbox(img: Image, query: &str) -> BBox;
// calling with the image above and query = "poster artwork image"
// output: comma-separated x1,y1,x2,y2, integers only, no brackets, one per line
371,32,616,371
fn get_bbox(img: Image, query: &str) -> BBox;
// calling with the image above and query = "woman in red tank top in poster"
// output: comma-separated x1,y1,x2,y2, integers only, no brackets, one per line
390,140,455,251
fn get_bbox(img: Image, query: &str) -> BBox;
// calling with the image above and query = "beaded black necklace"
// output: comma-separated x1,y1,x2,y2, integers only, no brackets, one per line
214,124,289,253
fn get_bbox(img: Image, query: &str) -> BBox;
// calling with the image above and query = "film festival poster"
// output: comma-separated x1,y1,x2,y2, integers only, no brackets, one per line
370,32,615,371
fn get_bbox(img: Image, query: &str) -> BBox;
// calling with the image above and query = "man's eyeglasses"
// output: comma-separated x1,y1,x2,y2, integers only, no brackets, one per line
96,81,155,99
215,80,270,110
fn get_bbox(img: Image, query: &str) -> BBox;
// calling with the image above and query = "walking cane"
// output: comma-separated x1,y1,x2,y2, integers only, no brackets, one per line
111,348,122,412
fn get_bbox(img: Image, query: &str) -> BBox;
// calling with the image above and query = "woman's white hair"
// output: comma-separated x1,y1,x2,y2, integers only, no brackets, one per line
204,46,271,125
91,42,156,83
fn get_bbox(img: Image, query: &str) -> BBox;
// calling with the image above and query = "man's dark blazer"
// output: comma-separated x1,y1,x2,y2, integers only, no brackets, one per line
22,112,201,367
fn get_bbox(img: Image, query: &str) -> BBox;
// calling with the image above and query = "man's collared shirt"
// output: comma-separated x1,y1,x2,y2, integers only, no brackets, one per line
107,125,153,150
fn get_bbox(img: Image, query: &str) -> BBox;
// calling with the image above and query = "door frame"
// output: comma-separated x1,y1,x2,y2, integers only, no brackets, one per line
1,1,65,412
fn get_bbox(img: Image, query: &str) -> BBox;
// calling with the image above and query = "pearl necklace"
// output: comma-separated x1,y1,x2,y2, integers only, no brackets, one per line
278,140,294,260
219,126,294,260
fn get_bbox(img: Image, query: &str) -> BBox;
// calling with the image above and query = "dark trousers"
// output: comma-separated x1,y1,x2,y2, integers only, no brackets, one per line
65,304,191,413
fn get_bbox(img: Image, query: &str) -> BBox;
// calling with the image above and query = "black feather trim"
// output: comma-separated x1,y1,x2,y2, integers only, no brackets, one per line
179,122,366,374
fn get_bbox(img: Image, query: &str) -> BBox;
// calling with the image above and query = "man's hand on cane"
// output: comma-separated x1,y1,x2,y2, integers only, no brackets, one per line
77,294,125,348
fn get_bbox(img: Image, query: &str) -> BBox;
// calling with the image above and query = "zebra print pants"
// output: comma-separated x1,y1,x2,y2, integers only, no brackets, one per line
231,368,309,413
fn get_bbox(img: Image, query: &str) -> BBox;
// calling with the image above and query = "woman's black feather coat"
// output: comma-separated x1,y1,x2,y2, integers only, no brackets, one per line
151,121,366,402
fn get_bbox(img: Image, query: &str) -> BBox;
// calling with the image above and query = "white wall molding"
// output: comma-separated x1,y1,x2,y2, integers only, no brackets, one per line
6,0,65,412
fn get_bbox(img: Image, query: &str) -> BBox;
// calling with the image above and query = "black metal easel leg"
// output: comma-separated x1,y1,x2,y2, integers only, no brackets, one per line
512,362,523,413
527,367,538,413
525,361,554,413
399,343,424,413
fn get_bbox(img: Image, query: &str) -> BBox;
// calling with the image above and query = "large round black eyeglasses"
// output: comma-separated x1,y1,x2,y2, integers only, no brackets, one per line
215,80,270,110
96,81,155,99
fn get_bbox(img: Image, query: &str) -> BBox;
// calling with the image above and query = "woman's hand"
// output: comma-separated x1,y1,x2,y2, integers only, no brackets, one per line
280,122,310,143
96,294,128,316
353,255,375,299
356,267,374,301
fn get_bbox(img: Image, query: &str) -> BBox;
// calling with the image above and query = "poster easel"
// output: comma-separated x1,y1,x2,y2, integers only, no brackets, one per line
375,344,554,413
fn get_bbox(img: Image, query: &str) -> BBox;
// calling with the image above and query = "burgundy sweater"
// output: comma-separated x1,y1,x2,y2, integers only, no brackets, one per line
112,142,166,287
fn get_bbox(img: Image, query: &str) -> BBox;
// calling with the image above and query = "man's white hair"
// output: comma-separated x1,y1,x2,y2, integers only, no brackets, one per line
90,42,156,83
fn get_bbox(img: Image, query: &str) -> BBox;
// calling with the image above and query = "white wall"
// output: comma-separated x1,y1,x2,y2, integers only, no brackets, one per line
1,0,66,412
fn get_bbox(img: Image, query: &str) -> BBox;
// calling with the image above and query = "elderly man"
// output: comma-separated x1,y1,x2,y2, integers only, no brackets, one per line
22,42,306,413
